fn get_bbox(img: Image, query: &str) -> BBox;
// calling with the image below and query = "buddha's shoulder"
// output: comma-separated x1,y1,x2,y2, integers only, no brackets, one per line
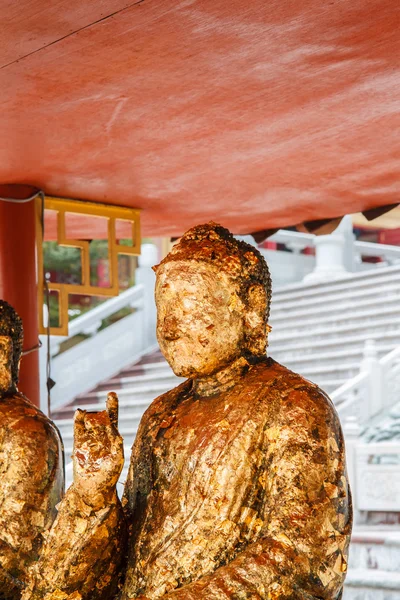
249,356,315,387
251,358,339,423
0,393,62,442
138,379,192,425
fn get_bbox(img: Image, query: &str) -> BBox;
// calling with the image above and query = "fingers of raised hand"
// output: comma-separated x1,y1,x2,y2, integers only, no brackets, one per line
73,409,87,446
106,391,119,429
72,399,123,473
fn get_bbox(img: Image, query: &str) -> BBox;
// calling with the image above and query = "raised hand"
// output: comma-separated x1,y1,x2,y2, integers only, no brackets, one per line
72,392,124,509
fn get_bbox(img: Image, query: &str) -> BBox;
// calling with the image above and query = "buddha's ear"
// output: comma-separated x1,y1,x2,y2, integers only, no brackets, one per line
243,284,268,356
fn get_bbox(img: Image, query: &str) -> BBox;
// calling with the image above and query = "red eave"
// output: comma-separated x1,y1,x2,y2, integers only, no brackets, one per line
1,0,399,237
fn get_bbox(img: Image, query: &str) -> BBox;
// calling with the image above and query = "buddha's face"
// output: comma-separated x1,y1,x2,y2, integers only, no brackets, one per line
156,262,245,377
0,336,13,392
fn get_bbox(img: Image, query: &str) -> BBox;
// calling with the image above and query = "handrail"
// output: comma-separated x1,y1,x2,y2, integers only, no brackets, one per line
269,229,400,259
334,344,400,401
380,344,400,366
355,240,400,259
67,283,144,338
331,371,366,403
269,230,315,245
333,342,400,423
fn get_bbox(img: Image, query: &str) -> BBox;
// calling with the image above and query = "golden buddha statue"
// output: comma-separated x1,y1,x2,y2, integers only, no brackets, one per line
0,301,64,599
17,223,351,600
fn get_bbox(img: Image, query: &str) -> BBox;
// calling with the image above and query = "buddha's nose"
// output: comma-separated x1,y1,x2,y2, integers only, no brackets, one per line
163,315,182,341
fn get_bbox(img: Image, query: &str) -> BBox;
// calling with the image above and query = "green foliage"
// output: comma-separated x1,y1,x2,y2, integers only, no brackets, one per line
43,242,81,279
43,240,137,325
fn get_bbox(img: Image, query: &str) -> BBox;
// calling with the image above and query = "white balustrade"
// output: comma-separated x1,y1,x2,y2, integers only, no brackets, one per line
343,415,361,521
355,442,400,511
381,346,400,410
304,216,353,283
355,240,400,263
269,224,400,284
332,342,400,514
332,343,400,425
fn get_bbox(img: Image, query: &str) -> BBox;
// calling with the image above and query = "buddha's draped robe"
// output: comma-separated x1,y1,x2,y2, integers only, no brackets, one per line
121,358,352,600
0,393,64,599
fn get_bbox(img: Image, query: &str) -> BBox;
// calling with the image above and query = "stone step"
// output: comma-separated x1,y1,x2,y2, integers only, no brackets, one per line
297,362,359,377
272,277,400,314
271,299,400,330
270,345,394,369
105,370,181,388
273,266,400,306
119,360,170,376
126,351,166,367
112,350,383,384
269,331,400,355
272,304,400,333
270,288,400,321
270,316,400,343
91,380,172,399
65,381,172,406
349,528,400,567
344,569,400,600
274,288,400,318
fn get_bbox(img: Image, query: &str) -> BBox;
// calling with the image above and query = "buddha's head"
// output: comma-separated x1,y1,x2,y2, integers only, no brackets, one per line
154,222,271,378
0,300,23,393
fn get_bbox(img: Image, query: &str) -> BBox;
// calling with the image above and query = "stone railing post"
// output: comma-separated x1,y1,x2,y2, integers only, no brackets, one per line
360,339,383,419
135,243,158,348
303,216,353,283
343,415,361,521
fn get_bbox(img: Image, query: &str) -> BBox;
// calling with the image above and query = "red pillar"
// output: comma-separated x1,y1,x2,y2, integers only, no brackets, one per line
0,200,40,406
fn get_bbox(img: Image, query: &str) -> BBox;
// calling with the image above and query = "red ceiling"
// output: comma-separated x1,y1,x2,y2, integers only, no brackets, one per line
1,0,399,237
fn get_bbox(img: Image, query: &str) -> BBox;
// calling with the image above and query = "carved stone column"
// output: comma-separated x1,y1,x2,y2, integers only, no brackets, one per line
343,415,362,524
304,216,354,283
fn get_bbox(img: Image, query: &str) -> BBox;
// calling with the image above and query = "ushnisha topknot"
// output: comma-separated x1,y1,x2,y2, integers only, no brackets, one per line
154,222,272,321
0,300,23,385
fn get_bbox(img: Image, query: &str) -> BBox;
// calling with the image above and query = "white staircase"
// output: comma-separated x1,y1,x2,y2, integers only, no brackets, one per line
52,263,400,491
268,264,400,394
343,528,400,600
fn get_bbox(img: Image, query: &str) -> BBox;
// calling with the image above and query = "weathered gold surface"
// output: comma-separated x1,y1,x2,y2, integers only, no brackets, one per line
3,223,352,599
122,357,351,599
121,224,352,599
0,301,64,599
